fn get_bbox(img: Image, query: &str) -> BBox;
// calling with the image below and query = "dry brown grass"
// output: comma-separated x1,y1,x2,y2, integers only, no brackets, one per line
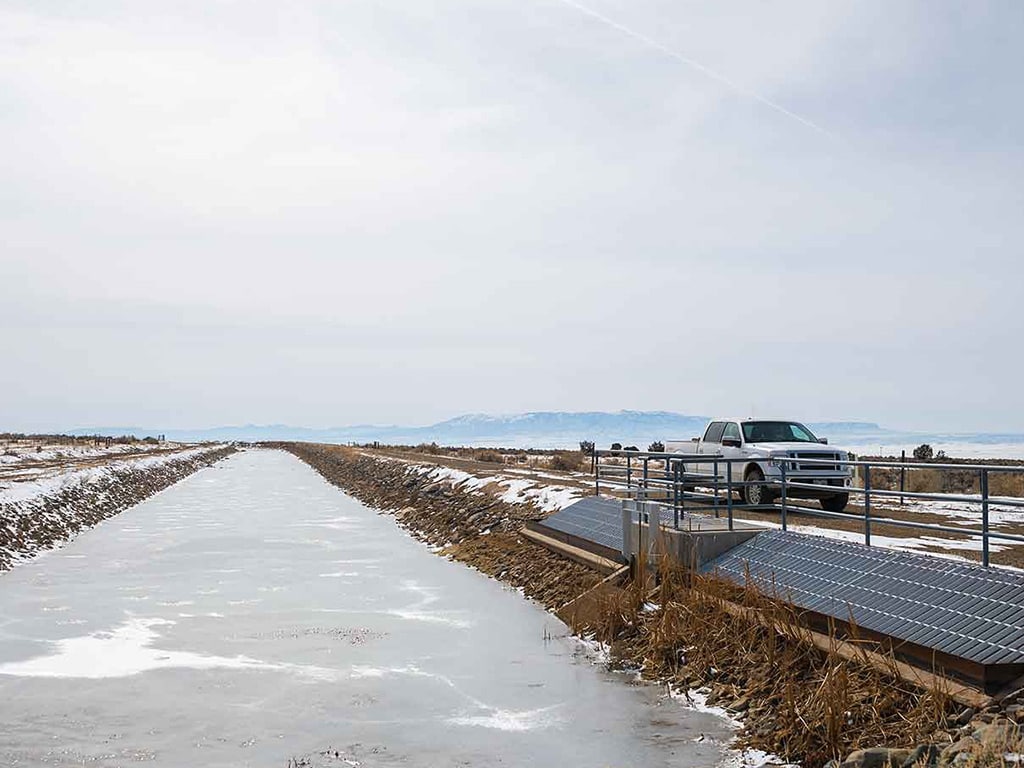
868,466,1024,498
548,451,584,472
991,472,1024,498
570,555,959,766
907,468,944,494
474,449,505,463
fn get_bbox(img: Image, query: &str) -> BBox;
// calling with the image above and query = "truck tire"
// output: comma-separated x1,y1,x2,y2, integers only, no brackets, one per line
742,467,774,507
820,493,849,513
681,463,697,492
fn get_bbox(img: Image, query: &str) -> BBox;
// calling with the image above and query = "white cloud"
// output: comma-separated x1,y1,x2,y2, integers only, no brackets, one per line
1,1,1021,432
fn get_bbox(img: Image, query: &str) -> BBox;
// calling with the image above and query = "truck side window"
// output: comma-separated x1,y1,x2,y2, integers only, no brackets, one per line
722,422,741,442
704,422,726,444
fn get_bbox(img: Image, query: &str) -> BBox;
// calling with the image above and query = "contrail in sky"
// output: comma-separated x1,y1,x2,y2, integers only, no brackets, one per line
552,0,833,138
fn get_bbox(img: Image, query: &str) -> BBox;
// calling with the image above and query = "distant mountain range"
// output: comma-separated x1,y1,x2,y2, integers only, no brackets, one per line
67,411,1024,457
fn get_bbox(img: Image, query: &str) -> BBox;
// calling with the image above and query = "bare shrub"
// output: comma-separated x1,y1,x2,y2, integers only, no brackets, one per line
990,471,1024,498
548,451,583,472
913,444,934,461
868,466,895,490
907,468,942,493
475,450,504,464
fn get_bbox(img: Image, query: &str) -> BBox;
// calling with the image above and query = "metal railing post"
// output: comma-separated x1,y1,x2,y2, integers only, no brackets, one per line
864,462,872,547
621,501,633,561
780,463,788,532
726,462,734,531
981,468,990,567
673,462,680,529
626,453,632,491
643,458,649,504
713,458,720,518
899,449,906,506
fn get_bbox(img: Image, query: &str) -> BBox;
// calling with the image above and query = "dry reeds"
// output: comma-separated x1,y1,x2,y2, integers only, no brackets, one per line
571,555,960,766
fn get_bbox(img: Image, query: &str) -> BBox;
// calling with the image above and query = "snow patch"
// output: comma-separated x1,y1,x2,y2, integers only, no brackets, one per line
0,617,337,680
448,704,564,732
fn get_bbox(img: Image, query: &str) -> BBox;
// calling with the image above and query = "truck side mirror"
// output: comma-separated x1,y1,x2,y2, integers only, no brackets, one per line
818,437,828,444
722,437,741,448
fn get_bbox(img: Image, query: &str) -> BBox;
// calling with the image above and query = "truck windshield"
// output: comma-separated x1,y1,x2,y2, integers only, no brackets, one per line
741,421,819,443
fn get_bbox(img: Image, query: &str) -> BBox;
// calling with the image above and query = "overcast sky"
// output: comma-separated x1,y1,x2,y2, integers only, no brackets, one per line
2,1,1022,433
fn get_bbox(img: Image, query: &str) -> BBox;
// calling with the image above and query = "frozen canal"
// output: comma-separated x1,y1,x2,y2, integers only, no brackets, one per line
0,449,732,767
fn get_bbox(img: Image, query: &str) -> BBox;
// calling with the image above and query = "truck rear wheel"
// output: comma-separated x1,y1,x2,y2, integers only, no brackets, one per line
742,467,774,507
820,493,849,513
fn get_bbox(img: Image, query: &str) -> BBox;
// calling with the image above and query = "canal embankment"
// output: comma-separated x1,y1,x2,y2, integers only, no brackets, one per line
282,443,1024,768
0,444,236,571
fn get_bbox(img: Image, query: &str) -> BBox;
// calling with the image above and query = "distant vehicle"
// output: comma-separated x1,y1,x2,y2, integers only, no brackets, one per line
665,418,853,512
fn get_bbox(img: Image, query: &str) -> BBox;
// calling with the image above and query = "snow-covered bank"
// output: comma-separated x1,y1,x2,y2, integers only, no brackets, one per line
410,463,583,513
0,445,236,571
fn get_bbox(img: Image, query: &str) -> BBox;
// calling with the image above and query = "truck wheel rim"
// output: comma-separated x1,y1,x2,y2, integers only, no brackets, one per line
748,482,761,505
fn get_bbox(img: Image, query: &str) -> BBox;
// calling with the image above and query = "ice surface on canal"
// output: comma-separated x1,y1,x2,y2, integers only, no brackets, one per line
0,449,733,767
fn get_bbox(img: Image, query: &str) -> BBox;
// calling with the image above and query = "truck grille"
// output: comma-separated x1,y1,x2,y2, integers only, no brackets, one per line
793,452,840,472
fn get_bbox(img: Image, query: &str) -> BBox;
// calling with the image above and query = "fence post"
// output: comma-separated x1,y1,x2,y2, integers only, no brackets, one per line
780,463,788,532
713,458,720,518
594,451,600,497
864,462,872,547
726,462,734,531
627,453,632,492
621,501,633,561
981,468,990,567
673,462,680,529
900,449,906,506
643,457,649,504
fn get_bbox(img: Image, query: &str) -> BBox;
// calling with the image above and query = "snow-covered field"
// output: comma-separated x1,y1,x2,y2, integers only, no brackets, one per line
0,445,216,504
0,441,154,466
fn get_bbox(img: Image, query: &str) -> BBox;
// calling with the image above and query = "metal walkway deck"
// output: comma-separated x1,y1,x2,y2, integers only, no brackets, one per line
703,529,1024,688
537,496,625,557
540,496,1024,690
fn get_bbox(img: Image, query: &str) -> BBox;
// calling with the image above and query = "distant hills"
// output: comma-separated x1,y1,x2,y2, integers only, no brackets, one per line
70,411,709,447
67,411,1024,457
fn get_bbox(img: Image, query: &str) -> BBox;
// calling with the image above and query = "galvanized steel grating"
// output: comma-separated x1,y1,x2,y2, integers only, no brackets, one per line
702,530,1024,666
538,496,624,554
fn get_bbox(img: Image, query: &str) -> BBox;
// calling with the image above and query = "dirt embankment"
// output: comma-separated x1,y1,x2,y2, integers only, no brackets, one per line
280,443,602,610
0,445,237,571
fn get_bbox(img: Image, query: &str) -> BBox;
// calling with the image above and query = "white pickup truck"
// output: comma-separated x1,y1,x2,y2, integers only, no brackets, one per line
666,418,854,512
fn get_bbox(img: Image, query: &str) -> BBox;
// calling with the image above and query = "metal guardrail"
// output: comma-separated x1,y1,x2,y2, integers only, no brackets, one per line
593,449,1024,567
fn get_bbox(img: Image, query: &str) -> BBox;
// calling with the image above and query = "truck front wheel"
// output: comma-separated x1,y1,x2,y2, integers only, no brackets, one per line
742,467,775,507
820,493,849,513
